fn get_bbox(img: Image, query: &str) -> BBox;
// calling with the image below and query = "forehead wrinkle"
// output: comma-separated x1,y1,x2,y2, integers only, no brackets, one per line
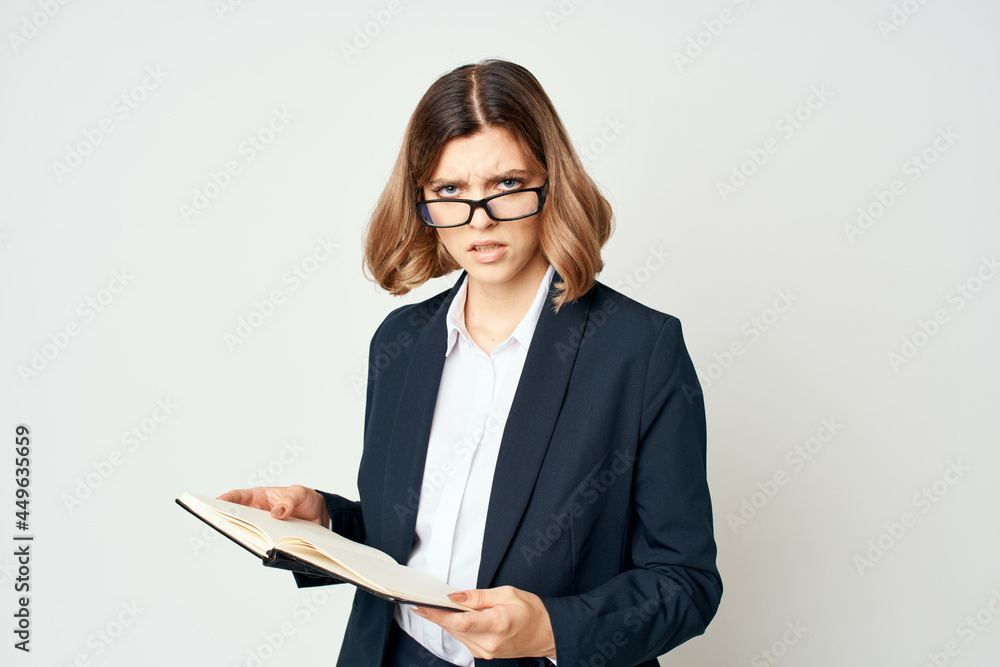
427,129,531,186
427,168,531,189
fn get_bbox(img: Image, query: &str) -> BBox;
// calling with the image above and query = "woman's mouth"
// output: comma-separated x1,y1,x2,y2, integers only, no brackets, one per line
469,243,507,263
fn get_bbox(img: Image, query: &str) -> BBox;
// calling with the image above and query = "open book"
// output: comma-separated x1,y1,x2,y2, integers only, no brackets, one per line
176,493,467,611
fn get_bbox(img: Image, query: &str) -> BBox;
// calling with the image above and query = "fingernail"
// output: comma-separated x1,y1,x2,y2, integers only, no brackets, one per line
448,592,468,603
271,506,286,518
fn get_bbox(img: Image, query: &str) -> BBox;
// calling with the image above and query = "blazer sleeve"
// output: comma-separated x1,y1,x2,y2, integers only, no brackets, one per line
539,316,722,665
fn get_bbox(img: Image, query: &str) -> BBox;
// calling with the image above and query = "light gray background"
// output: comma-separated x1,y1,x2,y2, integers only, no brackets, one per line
1,1,998,665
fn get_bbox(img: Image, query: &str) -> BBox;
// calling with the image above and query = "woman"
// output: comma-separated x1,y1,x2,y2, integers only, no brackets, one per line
220,59,721,667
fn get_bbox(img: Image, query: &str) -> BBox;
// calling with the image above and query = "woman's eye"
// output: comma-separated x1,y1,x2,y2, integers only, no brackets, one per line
499,178,522,191
435,185,459,198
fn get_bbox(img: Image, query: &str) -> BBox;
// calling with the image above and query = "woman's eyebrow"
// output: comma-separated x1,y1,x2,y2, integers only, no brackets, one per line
425,170,532,190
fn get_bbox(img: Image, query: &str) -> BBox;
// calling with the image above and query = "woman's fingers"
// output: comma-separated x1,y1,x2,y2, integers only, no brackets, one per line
217,485,328,526
269,487,298,518
217,487,274,511
274,485,329,525
414,586,556,660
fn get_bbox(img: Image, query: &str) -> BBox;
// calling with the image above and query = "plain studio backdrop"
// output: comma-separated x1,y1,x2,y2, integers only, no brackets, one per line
1,1,998,665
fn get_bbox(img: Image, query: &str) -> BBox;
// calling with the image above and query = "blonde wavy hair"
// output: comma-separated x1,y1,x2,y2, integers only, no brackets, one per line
363,59,613,310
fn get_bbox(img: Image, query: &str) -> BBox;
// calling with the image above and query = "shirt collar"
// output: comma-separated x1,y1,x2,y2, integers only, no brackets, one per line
444,264,555,357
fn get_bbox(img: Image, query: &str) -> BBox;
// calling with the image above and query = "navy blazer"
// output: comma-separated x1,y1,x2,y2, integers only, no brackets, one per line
295,270,722,666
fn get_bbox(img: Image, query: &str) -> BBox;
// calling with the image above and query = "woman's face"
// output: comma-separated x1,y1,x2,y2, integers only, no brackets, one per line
423,126,548,299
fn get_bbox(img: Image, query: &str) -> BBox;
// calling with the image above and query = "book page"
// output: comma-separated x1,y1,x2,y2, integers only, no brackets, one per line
179,492,276,556
276,542,464,610
182,493,395,560
180,493,466,610
179,493,382,557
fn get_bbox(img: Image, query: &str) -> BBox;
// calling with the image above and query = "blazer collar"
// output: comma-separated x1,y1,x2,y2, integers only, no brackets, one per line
379,274,463,562
477,276,593,587
378,270,595,586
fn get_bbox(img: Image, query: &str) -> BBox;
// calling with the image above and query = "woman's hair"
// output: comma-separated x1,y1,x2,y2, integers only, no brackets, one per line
363,58,613,310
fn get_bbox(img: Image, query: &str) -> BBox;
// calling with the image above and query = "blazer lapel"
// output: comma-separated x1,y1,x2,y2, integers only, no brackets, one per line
477,276,595,588
377,269,595,583
379,274,464,563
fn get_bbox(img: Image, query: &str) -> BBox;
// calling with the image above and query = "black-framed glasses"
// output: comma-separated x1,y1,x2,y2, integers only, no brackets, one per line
415,180,548,228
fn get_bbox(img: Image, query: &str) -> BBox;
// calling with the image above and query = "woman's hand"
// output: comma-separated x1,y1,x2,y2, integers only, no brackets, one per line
413,585,556,661
217,485,330,527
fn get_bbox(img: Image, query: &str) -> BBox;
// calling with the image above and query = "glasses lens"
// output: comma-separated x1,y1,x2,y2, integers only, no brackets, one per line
488,190,540,220
419,201,470,227
418,190,542,227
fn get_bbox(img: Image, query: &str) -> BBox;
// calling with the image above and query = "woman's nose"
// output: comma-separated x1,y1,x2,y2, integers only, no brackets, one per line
468,204,495,230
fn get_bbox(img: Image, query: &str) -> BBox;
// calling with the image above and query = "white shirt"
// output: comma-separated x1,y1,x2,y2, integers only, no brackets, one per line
394,264,556,666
